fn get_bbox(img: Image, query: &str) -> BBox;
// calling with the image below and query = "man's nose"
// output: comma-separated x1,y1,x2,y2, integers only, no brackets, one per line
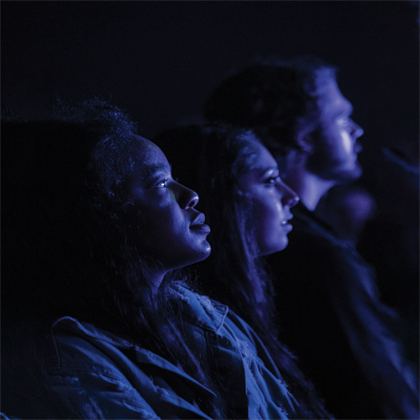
352,121,364,139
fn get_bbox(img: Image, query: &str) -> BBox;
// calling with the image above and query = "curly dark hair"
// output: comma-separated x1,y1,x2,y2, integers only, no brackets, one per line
2,100,224,418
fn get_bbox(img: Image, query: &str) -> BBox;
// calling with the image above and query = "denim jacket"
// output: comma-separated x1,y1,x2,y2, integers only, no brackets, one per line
45,285,303,419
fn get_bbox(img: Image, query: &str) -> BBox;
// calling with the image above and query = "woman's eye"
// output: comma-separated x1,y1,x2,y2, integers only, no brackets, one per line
266,176,279,185
156,179,168,188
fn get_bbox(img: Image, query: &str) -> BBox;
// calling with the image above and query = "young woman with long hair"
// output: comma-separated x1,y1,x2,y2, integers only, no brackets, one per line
154,125,332,419
2,101,315,419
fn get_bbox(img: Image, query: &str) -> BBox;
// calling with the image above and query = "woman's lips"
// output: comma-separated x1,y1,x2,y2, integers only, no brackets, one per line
281,215,293,226
190,223,211,233
190,213,211,233
281,218,293,232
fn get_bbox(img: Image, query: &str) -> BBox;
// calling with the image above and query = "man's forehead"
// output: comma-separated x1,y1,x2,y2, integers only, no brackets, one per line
318,81,353,116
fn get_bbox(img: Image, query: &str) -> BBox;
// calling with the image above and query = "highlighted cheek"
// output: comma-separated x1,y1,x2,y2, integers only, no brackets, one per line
341,131,353,154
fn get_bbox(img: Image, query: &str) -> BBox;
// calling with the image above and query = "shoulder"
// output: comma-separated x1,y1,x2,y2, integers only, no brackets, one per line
3,317,160,419
48,316,135,371
45,316,214,419
46,316,153,403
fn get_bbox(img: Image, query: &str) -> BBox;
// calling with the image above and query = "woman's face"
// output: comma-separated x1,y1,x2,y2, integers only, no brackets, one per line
127,136,211,270
237,140,299,255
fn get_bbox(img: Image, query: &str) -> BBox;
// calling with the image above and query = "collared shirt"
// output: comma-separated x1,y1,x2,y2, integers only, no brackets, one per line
45,284,304,419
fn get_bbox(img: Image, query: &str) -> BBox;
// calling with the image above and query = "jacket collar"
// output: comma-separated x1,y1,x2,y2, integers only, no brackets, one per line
52,284,229,343
170,283,229,333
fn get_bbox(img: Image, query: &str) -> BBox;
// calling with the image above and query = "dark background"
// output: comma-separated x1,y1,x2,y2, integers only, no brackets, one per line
2,3,418,130
2,1,419,190
2,3,419,416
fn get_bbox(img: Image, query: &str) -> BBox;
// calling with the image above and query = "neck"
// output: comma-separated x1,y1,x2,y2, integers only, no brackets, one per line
283,170,336,211
279,151,337,211
148,269,167,296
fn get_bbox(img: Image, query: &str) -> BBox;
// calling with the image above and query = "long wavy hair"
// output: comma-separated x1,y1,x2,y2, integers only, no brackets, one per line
2,100,224,418
154,124,332,419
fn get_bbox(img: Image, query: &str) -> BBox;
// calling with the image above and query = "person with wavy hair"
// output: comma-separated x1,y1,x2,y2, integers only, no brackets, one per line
2,100,317,419
201,56,419,419
154,124,332,419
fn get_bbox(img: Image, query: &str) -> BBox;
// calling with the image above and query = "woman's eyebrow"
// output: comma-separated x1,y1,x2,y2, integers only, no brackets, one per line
141,164,171,180
253,165,278,177
261,165,279,174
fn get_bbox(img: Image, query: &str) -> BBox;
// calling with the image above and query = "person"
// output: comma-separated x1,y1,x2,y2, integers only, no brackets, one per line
2,100,317,419
154,124,331,419
202,56,419,419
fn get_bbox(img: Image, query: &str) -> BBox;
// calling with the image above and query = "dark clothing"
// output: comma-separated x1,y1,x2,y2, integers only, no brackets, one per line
267,202,419,419
358,217,420,370
9,285,304,419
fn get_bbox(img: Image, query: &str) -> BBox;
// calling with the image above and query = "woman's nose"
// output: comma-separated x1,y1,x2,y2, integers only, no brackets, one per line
176,182,199,209
279,182,299,208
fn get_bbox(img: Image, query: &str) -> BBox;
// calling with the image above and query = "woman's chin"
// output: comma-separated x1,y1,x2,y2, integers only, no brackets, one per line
187,242,212,265
258,240,289,256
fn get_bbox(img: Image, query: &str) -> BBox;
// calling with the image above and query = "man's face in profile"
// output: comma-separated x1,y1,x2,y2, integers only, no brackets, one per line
307,80,364,183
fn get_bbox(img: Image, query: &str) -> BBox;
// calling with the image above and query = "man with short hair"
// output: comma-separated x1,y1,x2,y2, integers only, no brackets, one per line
204,56,419,419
